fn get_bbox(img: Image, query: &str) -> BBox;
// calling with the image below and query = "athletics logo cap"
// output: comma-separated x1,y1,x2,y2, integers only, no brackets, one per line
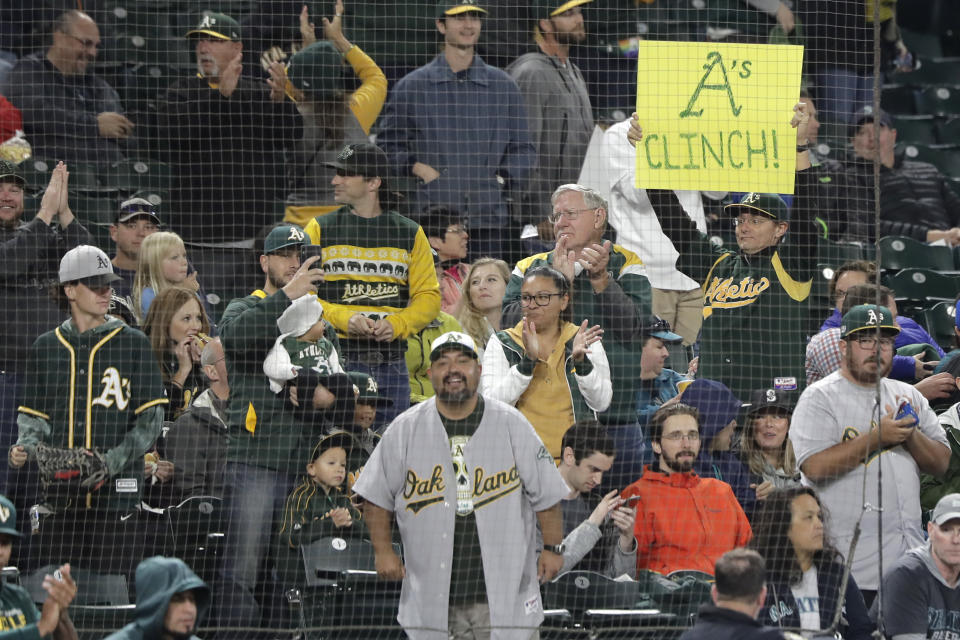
264,224,308,255
0,494,20,538
437,0,488,18
724,192,789,222
430,331,479,361
840,304,900,339
186,12,241,41
59,245,122,287
933,493,960,526
535,0,592,18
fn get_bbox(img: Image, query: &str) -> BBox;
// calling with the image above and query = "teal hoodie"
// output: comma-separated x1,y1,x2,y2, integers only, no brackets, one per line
0,579,42,640
104,557,209,640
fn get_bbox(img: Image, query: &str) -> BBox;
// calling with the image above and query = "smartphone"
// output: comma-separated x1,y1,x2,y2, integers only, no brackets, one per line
895,399,919,427
621,495,642,508
301,245,324,262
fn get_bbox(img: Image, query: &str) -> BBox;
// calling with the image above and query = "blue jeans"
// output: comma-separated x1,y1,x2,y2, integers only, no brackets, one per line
215,463,294,632
347,359,411,428
604,421,653,492
818,69,875,127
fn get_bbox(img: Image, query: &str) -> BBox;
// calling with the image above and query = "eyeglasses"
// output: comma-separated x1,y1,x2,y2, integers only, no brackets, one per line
445,225,468,236
732,216,772,228
520,292,564,307
852,334,896,349
547,207,598,224
661,431,700,442
62,32,101,50
835,289,849,299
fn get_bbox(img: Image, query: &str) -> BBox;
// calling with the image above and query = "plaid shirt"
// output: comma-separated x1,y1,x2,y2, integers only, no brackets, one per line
806,328,842,386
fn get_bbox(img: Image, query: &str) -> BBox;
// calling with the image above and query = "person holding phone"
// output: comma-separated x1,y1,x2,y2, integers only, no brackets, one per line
790,304,951,607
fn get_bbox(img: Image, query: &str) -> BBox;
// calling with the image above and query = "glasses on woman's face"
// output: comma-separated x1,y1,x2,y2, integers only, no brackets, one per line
520,292,563,307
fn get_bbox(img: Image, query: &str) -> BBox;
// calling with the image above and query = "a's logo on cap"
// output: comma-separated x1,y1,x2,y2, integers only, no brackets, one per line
199,14,216,27
866,309,880,325
444,333,463,345
0,506,9,523
97,255,110,270
765,389,776,402
287,227,304,241
367,378,378,393
742,192,760,204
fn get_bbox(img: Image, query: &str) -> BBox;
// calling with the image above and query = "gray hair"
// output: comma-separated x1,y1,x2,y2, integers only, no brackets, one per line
550,184,608,212
200,338,224,367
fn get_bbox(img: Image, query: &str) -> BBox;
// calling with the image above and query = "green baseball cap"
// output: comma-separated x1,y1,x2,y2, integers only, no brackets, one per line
724,192,789,222
0,494,21,538
437,0,488,18
535,0,592,18
263,224,308,255
286,41,344,100
840,304,900,339
348,371,394,407
0,159,25,188
186,12,242,41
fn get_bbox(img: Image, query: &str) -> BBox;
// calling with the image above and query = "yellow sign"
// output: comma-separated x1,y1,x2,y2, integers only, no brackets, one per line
634,41,804,194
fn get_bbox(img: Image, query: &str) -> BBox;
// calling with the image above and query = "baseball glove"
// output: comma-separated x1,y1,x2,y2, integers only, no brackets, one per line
34,444,109,494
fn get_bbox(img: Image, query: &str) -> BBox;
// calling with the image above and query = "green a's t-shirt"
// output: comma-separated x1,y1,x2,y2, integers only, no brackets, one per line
440,396,486,606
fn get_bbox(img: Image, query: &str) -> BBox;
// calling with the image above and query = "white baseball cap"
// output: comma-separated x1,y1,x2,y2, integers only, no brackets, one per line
933,493,960,526
429,331,479,361
59,245,122,286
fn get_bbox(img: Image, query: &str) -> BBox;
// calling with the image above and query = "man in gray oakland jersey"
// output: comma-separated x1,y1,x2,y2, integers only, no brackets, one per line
354,330,570,640
872,492,960,639
790,304,950,600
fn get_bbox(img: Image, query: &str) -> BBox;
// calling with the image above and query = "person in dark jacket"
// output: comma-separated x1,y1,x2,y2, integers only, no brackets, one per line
750,486,874,637
103,556,210,640
0,493,77,640
837,111,960,246
680,548,797,640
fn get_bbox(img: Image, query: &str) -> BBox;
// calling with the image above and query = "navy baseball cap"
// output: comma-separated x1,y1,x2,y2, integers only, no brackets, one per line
850,109,893,140
116,197,161,225
325,143,390,180
745,388,795,416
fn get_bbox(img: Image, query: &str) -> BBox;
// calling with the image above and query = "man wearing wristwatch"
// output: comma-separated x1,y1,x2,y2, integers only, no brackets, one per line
355,331,570,640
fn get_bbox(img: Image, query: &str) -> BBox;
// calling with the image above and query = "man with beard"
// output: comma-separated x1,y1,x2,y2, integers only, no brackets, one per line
791,304,950,605
213,223,326,631
355,331,569,640
620,403,751,576
507,0,594,252
160,12,300,243
2,10,131,164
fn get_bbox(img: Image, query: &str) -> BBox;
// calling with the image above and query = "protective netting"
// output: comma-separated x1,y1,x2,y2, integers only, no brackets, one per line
0,1,959,639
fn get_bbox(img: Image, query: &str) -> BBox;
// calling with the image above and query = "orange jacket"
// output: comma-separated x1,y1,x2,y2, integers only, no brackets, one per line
621,465,752,576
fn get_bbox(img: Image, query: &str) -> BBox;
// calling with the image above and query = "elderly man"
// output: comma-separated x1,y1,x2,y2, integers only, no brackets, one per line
2,10,131,164
503,183,652,473
160,12,300,244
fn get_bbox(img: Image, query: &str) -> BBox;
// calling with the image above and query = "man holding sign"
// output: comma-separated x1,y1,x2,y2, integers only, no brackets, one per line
629,102,817,401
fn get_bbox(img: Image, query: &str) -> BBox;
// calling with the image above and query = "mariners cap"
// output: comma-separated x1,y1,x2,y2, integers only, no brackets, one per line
933,493,960,526
535,0,592,18
850,108,893,140
59,245,123,287
348,371,394,407
437,0,488,18
286,41,343,100
310,431,359,461
264,224,308,255
324,143,390,180
641,316,682,343
429,331,479,362
116,197,161,225
0,159,25,188
186,12,242,41
724,192,789,222
840,304,900,339
745,388,795,416
0,494,20,538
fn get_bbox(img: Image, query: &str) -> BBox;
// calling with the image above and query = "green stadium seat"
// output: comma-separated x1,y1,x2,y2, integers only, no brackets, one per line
880,84,918,115
939,118,960,144
901,29,944,58
891,115,938,145
817,239,869,269
878,235,956,272
885,268,960,308
922,301,958,352
98,159,172,194
120,64,180,111
917,86,960,116
900,145,960,178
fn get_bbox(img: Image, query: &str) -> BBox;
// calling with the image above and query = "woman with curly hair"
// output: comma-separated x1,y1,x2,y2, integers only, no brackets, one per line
750,486,874,638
